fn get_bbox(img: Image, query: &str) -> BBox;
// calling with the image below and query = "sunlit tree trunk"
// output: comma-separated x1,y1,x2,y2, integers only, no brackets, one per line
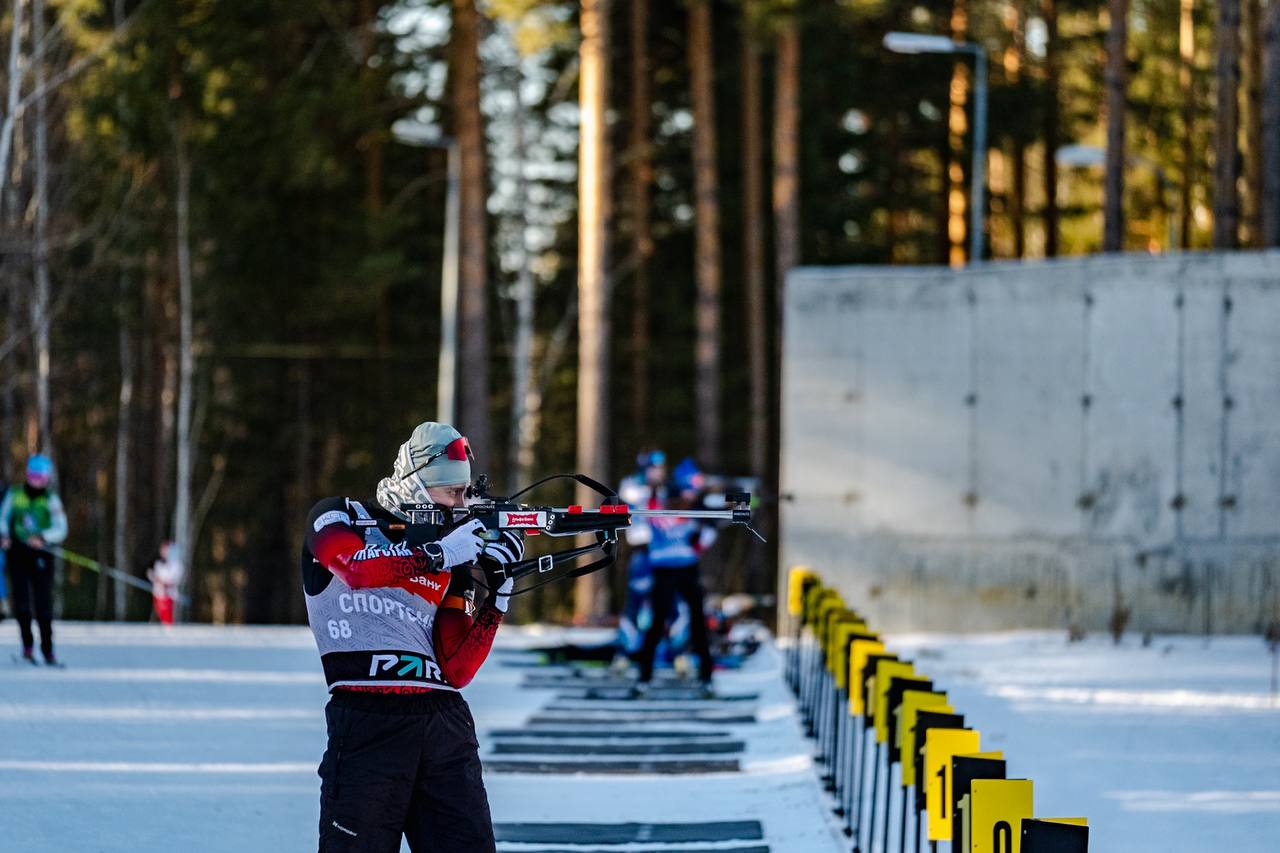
741,11,768,594
689,0,721,469
1242,0,1263,245
575,0,610,621
452,0,491,462
1005,0,1027,257
1180,0,1197,249
770,11,800,587
508,63,536,486
1042,0,1060,256
1214,0,1242,248
947,0,969,266
1263,0,1280,245
628,0,652,436
1103,0,1128,252
772,16,800,324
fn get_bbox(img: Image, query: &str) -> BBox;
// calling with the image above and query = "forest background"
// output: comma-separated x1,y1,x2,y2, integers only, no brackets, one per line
1,0,1277,624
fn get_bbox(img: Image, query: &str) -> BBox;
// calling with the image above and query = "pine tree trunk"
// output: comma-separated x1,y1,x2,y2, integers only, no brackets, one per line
1006,0,1027,258
1042,0,1060,256
689,0,721,469
1103,0,1129,252
575,0,610,621
109,0,131,622
0,0,24,200
173,129,194,622
113,291,132,619
629,0,652,436
770,12,801,590
452,0,491,463
947,0,970,266
1242,0,1263,245
508,63,536,486
742,21,767,486
32,0,51,451
1180,0,1196,249
772,18,800,327
1263,0,1280,245
1214,0,1242,248
360,0,392,424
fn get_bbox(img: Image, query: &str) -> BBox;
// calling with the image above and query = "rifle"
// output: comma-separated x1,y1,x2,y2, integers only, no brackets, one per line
389,473,764,594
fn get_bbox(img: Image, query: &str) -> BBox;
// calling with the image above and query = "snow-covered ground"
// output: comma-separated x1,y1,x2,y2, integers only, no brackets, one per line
0,622,841,853
880,631,1280,852
0,623,1275,852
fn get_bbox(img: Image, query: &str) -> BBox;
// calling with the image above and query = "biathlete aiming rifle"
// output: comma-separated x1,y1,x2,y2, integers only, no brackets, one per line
390,473,763,594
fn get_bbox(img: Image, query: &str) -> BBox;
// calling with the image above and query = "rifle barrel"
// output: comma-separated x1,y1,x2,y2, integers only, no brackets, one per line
627,509,743,520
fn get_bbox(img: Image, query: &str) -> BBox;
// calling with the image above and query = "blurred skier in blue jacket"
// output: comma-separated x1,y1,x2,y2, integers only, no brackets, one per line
634,457,717,691
615,450,668,665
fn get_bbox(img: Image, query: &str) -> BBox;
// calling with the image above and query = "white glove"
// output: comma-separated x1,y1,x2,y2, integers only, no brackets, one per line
438,519,486,569
491,576,515,614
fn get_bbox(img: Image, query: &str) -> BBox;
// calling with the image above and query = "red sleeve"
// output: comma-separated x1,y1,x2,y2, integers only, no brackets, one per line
306,502,445,602
433,605,503,689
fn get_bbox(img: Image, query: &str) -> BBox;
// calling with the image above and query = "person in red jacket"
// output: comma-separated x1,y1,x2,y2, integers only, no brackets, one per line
302,421,522,853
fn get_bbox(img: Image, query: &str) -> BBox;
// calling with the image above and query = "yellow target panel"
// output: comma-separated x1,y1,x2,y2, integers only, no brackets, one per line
831,621,870,689
873,660,917,743
924,728,982,841
786,566,816,616
898,691,950,784
969,778,1034,853
847,639,885,715
825,611,862,674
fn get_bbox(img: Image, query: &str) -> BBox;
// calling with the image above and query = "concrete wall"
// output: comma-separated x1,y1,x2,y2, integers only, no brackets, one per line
780,252,1280,633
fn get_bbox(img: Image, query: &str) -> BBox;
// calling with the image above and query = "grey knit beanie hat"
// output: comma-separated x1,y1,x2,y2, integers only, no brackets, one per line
376,422,473,517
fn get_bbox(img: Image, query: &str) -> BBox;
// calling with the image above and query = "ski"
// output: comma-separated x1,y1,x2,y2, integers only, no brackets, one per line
10,653,63,668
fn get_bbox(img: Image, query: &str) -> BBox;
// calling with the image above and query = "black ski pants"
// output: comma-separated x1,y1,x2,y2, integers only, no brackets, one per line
636,563,713,684
318,689,495,853
5,545,54,658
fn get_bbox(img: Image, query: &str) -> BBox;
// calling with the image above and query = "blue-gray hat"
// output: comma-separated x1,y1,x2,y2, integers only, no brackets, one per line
376,422,473,516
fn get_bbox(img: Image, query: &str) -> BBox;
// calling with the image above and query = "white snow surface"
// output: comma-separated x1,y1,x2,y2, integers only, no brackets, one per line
0,623,1275,852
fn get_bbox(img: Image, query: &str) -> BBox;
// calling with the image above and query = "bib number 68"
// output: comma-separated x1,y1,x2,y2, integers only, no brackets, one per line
327,619,352,640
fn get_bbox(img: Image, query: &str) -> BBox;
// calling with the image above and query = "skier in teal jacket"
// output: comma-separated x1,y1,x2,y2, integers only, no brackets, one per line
0,455,68,664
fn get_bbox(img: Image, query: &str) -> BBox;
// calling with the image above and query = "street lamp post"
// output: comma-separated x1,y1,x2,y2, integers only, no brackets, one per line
391,119,460,424
883,32,988,264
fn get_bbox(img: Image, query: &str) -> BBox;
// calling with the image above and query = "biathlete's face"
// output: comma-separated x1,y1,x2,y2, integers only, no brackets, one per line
426,483,468,508
645,464,666,486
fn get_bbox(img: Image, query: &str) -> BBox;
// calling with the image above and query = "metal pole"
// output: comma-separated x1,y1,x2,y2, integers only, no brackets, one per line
880,761,893,853
866,742,881,853
968,44,988,264
851,723,868,847
832,688,847,807
898,774,908,853
845,716,862,836
913,785,922,853
438,142,461,424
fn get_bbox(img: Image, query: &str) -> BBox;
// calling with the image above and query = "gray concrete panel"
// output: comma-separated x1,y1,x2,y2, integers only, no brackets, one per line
781,252,1280,634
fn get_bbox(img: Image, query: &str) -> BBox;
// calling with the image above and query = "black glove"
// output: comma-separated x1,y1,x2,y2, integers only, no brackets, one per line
477,529,525,596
